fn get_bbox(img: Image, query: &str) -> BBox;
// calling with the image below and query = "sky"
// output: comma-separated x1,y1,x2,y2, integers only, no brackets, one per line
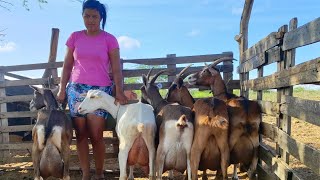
1,0,320,81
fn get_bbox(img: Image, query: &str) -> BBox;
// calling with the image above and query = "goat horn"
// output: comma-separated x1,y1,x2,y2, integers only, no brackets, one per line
210,57,237,67
150,69,170,84
174,64,193,83
146,67,154,81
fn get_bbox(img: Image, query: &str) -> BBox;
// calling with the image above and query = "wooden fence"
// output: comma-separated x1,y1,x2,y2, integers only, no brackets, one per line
238,17,320,179
0,28,238,170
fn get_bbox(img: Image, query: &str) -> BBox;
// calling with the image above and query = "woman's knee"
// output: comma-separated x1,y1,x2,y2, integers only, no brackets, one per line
73,117,88,140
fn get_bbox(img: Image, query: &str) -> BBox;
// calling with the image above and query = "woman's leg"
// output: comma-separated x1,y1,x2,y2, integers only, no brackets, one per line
87,114,106,178
73,117,91,180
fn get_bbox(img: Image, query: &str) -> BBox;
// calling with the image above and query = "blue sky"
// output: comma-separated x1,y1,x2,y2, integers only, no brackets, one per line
1,0,320,80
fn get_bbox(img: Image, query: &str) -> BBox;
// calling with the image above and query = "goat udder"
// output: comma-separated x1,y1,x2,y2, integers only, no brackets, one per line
127,135,149,168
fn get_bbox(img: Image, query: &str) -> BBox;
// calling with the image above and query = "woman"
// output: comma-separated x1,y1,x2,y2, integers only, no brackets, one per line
57,0,128,179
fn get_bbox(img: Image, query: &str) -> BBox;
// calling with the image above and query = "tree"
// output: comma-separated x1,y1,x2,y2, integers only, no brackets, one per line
0,0,48,11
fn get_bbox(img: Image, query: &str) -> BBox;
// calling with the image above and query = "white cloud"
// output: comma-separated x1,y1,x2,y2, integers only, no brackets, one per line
0,41,16,52
231,7,243,15
117,36,141,50
186,29,200,37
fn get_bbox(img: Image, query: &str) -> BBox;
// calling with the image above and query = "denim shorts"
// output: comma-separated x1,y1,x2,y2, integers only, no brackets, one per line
66,82,113,119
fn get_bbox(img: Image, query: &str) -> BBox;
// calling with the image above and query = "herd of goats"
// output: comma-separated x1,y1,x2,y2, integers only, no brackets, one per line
29,57,261,180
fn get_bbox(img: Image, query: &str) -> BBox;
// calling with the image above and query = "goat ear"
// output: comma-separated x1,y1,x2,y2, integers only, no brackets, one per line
29,85,43,94
50,85,59,96
208,67,219,76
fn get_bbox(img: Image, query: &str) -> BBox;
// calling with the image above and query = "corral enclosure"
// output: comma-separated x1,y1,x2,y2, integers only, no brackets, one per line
1,1,320,180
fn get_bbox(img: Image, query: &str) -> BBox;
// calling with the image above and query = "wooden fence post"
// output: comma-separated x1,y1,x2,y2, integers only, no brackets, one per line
223,52,234,93
167,54,177,83
237,0,254,98
0,70,9,161
276,18,297,164
42,28,59,83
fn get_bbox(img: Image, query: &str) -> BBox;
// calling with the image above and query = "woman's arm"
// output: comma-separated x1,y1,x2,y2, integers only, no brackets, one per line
109,48,128,105
57,47,74,103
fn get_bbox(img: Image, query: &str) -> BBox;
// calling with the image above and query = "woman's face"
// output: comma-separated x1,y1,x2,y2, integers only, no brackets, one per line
83,8,101,33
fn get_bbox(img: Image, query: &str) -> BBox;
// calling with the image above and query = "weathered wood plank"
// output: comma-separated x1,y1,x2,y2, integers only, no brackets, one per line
280,95,320,127
261,122,320,174
0,72,10,159
0,62,63,73
122,53,233,65
0,95,34,103
276,125,320,174
4,72,31,80
238,46,281,73
0,125,33,133
0,111,37,119
257,163,278,180
258,100,280,116
242,57,320,90
123,64,233,77
242,32,280,62
259,144,295,180
239,52,265,73
0,77,61,88
260,122,277,140
283,17,320,51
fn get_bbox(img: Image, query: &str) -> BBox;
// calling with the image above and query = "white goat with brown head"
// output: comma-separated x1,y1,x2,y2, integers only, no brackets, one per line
140,69,194,180
77,90,157,180
29,86,72,180
188,57,261,179
166,65,230,180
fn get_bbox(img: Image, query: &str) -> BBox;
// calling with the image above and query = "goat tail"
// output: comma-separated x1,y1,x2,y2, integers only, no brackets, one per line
137,123,144,133
212,118,229,129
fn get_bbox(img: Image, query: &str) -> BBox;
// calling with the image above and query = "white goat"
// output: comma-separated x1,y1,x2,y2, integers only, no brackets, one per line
77,90,157,180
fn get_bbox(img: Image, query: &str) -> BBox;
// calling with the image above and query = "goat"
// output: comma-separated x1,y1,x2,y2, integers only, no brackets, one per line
188,57,261,179
140,68,194,180
166,65,230,180
29,86,72,180
77,90,156,180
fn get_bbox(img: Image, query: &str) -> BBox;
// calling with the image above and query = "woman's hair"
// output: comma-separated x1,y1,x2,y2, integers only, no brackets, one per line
82,0,107,29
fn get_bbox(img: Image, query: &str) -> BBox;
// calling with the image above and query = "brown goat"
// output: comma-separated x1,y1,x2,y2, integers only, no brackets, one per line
30,86,72,180
188,57,261,179
166,65,230,180
140,69,194,180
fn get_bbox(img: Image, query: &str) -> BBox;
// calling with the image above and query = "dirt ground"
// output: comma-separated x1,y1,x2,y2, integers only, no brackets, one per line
1,112,320,179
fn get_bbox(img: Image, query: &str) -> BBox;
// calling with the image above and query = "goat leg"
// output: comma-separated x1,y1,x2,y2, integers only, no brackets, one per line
190,131,209,180
143,132,156,180
216,131,229,180
155,145,166,180
128,166,134,180
32,131,42,180
61,139,71,180
231,164,239,180
247,147,258,180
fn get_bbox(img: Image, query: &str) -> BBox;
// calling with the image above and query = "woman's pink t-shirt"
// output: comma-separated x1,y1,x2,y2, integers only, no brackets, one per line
66,30,119,86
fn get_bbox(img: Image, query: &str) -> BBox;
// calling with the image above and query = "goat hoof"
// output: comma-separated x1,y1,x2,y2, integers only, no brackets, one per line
34,177,43,180
202,175,208,180
63,175,71,180
232,177,239,180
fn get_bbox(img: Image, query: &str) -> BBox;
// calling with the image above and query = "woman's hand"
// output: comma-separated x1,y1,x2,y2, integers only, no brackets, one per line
57,88,66,103
115,91,128,105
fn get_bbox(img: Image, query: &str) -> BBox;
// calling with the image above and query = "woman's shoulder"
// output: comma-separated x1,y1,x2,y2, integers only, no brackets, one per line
69,30,85,38
102,31,117,40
